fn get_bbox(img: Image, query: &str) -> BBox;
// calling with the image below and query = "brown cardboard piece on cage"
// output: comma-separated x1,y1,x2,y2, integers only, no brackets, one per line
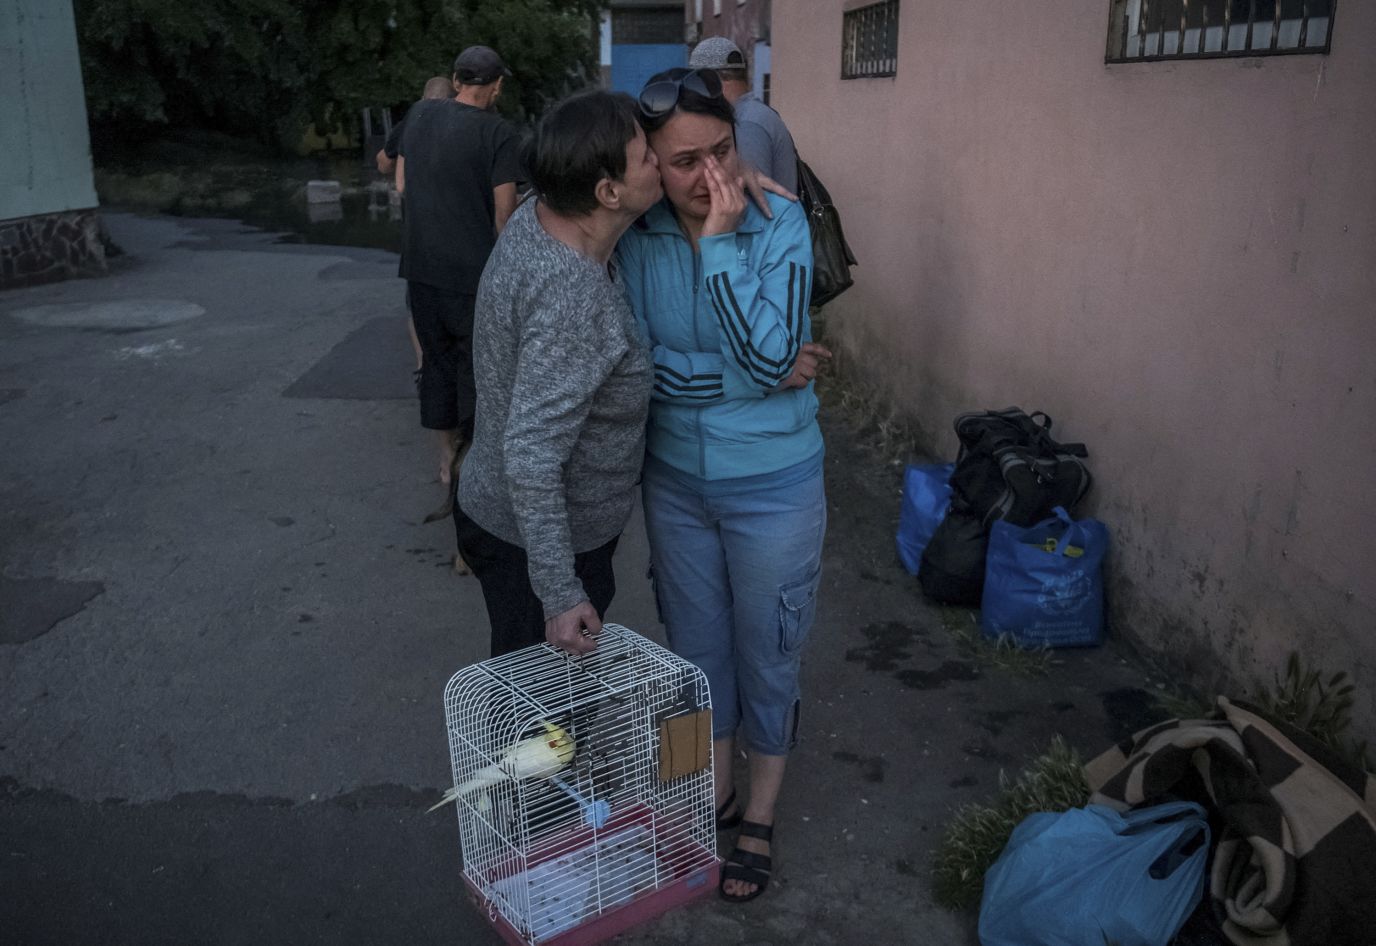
658,709,712,781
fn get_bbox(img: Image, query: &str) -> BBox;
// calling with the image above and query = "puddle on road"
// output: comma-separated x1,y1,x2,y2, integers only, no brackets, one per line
1100,686,1169,742
976,708,1019,737
832,750,887,783
10,300,206,332
894,660,980,690
845,621,980,689
844,620,931,672
96,145,402,253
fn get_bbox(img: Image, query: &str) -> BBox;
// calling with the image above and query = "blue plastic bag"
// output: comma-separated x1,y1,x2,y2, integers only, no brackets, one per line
981,506,1108,647
897,462,955,575
979,801,1210,946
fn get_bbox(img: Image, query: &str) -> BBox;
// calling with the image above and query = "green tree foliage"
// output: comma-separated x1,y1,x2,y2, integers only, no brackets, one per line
76,0,605,150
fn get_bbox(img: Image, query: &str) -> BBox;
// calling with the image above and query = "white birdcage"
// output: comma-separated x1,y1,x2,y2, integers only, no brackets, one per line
441,624,718,946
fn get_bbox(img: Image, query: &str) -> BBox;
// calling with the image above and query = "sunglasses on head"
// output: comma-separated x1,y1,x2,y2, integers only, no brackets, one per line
638,68,724,121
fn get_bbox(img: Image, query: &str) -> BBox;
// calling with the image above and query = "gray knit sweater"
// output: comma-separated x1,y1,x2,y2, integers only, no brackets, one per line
458,199,652,619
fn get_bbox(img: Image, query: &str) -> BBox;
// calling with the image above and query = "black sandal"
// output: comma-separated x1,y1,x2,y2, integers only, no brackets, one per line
720,820,773,903
715,789,742,831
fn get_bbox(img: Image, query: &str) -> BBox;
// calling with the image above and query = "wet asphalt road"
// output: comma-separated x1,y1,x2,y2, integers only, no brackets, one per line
0,213,1168,946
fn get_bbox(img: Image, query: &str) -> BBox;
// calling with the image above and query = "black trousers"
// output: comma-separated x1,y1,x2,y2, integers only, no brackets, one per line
453,506,619,657
408,281,475,439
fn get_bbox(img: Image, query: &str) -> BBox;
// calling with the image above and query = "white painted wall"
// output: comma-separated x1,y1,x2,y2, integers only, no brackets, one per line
0,0,98,222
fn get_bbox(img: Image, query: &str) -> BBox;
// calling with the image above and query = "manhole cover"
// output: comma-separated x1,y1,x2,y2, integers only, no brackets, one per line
8,299,206,330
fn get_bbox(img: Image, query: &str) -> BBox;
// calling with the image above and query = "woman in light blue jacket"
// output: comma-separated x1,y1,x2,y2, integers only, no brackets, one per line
616,68,830,903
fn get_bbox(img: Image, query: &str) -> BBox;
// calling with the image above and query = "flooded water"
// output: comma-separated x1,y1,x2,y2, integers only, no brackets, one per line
95,148,403,253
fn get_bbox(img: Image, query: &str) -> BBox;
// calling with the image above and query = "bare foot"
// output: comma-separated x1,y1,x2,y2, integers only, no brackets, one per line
436,429,459,485
424,439,468,524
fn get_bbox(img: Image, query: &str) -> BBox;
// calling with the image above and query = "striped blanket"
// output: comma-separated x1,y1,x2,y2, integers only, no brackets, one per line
1084,697,1376,946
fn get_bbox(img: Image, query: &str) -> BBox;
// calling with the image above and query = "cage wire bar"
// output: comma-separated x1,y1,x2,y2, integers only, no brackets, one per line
1108,0,1335,62
443,625,717,945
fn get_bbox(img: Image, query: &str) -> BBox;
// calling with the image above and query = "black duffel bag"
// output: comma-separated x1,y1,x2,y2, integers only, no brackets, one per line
918,408,1092,605
950,408,1091,528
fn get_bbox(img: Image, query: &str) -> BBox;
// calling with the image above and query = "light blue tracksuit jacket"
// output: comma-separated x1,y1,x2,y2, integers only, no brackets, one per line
615,193,821,481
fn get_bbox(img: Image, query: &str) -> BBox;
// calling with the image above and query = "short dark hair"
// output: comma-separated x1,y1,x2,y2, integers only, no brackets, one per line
528,91,640,217
717,68,748,84
422,76,454,99
638,68,736,135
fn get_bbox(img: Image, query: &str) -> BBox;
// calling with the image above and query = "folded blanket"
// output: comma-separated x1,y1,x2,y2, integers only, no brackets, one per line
1085,697,1376,946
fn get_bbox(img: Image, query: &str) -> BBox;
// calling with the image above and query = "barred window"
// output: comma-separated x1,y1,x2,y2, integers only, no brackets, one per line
842,1,899,79
1106,0,1335,62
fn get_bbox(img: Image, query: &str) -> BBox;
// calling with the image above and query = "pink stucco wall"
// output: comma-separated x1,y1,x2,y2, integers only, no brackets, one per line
774,1,1376,726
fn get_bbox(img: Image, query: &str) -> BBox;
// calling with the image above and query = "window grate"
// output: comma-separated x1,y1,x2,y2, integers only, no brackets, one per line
1106,0,1336,63
842,1,899,79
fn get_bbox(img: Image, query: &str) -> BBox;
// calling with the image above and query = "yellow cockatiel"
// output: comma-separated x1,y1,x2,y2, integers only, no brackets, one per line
429,721,575,812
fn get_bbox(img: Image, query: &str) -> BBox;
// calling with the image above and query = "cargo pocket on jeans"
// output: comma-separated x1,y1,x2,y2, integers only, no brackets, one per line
778,565,821,655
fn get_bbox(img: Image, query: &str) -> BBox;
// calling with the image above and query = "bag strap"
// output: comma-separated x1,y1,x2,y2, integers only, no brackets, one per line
796,157,833,210
1150,820,1211,879
1051,507,1079,556
1117,800,1208,833
953,408,1091,462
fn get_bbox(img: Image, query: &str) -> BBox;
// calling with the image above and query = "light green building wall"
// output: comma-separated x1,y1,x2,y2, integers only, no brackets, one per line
0,0,98,223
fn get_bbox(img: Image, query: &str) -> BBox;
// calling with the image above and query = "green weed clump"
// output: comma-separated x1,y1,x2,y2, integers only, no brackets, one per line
942,607,1052,678
931,736,1089,910
1256,653,1371,770
1151,685,1216,723
932,655,1372,916
1153,652,1372,771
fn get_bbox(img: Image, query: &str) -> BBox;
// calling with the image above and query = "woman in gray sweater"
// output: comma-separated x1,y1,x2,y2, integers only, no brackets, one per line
455,91,663,657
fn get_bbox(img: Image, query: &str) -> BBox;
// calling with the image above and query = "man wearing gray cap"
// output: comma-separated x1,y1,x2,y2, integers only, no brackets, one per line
396,45,522,503
688,36,797,194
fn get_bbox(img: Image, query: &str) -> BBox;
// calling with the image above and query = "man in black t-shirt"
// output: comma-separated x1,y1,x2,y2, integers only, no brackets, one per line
376,76,456,386
396,46,522,492
375,76,455,176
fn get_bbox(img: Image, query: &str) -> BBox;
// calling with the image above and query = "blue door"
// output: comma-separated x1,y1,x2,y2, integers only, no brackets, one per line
610,44,686,96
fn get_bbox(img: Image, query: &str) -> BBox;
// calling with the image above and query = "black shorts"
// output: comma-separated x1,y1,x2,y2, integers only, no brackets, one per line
407,282,475,436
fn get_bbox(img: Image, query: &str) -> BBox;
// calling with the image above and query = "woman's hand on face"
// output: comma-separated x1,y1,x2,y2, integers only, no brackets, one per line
700,156,748,238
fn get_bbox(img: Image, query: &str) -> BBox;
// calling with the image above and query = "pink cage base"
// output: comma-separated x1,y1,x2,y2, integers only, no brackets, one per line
463,804,719,946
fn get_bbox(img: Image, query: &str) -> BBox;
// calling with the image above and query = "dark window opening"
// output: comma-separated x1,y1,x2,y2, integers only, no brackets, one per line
842,1,899,79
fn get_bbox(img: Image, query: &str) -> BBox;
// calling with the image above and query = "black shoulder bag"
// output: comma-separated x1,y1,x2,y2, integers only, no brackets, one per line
795,157,858,307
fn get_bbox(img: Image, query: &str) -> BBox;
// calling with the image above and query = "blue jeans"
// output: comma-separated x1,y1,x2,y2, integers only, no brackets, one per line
642,457,826,756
